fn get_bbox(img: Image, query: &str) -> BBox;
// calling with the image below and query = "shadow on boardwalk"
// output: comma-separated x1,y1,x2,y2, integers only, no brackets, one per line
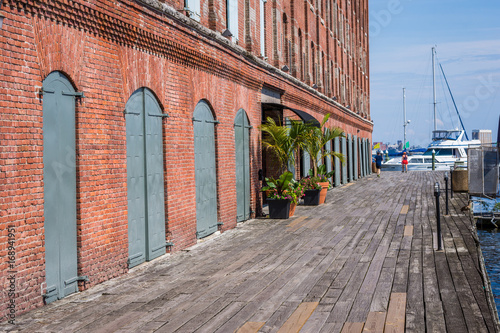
3,171,500,332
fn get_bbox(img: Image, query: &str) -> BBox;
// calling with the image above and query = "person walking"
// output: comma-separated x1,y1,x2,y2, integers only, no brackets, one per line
374,151,383,177
402,151,408,173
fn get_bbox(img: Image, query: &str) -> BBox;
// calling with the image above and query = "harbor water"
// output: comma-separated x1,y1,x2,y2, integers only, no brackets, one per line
477,228,500,314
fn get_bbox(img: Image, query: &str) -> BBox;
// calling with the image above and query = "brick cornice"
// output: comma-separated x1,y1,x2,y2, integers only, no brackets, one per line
3,0,372,128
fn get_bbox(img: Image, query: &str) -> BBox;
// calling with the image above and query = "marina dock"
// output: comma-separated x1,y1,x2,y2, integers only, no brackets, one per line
3,171,499,332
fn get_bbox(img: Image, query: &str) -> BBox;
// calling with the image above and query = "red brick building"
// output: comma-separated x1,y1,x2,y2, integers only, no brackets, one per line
0,0,372,319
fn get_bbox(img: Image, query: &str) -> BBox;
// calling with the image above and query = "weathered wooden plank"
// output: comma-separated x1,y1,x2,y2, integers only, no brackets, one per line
434,249,469,332
236,321,265,333
370,266,395,312
275,302,319,333
405,252,424,333
400,205,409,215
191,301,246,332
346,293,372,323
384,293,406,333
425,301,447,333
363,312,386,332
299,307,331,333
341,322,365,333
403,226,413,236
287,215,308,228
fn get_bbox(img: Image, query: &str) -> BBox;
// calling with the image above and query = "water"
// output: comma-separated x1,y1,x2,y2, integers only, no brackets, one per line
477,228,500,314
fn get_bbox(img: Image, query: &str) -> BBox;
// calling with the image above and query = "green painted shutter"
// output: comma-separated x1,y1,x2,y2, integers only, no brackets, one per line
364,138,368,178
341,137,347,184
367,139,372,174
235,109,251,222
126,89,147,268
43,71,78,303
353,135,358,180
347,134,353,182
194,101,218,238
359,138,366,177
144,90,167,260
334,137,341,187
126,88,166,268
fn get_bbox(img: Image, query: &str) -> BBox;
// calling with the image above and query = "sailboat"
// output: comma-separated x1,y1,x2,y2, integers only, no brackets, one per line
381,47,481,171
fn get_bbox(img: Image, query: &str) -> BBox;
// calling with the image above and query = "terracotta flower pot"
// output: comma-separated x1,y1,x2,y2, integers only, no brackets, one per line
318,182,329,204
289,201,297,217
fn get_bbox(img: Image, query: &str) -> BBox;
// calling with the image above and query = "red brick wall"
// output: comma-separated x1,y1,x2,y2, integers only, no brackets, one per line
0,0,372,320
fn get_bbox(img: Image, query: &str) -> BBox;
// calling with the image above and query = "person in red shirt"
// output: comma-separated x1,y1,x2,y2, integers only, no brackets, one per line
402,152,408,173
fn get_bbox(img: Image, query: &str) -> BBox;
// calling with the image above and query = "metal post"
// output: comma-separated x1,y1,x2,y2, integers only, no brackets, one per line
450,166,454,198
434,182,442,251
432,47,437,131
432,149,436,171
444,172,449,215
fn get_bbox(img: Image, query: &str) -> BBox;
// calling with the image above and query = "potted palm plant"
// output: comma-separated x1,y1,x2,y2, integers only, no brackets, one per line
260,116,312,175
302,113,345,204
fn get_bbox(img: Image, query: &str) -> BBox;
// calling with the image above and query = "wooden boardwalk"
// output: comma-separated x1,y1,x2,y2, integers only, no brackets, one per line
3,171,500,332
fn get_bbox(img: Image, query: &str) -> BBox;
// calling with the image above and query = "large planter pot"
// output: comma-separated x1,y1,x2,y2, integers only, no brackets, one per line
318,182,329,204
289,201,297,217
303,189,321,206
452,168,468,192
267,198,291,219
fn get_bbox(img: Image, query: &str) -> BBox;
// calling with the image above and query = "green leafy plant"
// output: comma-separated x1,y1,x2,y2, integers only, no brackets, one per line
260,117,314,174
309,164,334,182
302,113,345,178
288,179,305,204
262,172,305,204
262,171,294,197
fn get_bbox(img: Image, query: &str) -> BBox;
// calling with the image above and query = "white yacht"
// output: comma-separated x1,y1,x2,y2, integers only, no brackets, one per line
381,129,481,171
381,47,482,171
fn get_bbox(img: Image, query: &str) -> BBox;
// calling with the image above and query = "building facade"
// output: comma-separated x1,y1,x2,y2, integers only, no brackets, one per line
0,0,372,319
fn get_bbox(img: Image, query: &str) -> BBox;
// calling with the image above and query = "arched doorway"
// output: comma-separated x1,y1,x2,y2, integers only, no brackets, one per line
193,101,218,238
125,87,167,268
42,71,79,303
234,109,251,222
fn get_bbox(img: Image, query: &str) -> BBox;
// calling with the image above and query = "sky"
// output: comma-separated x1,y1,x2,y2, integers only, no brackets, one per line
369,0,500,147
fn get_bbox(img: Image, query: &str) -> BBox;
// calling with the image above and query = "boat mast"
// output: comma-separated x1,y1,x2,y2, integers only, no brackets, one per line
432,47,437,131
403,87,408,151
